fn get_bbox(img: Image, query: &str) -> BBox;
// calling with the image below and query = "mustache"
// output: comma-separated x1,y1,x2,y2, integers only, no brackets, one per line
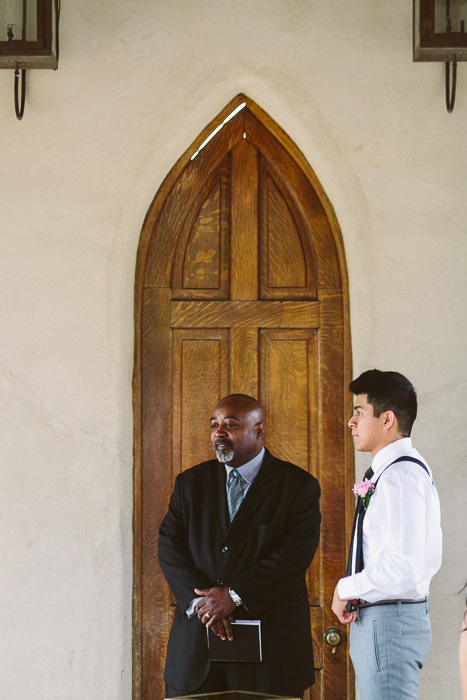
214,439,233,449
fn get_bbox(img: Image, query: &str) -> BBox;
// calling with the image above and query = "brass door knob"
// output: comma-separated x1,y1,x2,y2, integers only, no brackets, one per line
324,626,342,653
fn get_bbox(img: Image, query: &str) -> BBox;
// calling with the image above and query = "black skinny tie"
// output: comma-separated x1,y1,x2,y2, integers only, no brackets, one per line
344,467,374,611
346,466,374,575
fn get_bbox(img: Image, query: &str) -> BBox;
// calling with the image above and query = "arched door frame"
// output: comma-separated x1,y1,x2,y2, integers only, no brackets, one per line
133,94,355,699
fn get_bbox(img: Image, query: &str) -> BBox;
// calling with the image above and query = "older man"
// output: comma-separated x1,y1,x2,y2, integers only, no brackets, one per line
159,393,321,698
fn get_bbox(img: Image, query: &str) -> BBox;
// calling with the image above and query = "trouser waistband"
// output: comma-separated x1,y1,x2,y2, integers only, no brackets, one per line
357,597,428,609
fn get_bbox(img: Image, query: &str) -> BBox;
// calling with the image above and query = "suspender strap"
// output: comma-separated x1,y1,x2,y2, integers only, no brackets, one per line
374,455,434,487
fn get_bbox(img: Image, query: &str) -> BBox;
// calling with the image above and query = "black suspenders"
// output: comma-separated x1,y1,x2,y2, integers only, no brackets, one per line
374,455,434,488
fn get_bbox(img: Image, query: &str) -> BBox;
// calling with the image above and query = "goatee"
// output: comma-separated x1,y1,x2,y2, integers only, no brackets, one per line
216,448,234,463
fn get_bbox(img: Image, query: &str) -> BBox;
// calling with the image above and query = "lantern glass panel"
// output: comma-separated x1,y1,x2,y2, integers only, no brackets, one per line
0,0,38,43
414,0,467,60
435,0,467,32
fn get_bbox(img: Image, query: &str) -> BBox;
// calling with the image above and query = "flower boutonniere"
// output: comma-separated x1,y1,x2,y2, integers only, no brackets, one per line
352,478,375,509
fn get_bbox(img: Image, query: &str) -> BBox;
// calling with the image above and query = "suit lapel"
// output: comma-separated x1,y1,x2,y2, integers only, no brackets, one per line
224,450,277,539
206,460,230,532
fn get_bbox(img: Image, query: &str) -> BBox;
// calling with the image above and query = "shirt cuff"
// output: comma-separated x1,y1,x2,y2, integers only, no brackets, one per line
337,576,359,601
185,596,203,617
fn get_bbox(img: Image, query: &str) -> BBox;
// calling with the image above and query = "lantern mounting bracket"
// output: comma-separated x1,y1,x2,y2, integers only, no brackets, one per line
14,68,26,120
445,60,457,112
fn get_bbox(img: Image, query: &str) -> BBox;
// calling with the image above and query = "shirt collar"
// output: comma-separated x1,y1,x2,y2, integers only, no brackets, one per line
225,447,265,485
371,437,413,479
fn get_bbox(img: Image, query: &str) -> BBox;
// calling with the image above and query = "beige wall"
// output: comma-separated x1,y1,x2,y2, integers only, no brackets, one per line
0,1,465,698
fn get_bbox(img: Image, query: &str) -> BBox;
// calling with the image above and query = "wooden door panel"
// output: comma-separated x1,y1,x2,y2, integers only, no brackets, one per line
134,96,354,700
259,156,317,299
172,156,231,299
182,181,223,291
260,329,318,470
172,330,230,477
261,174,307,289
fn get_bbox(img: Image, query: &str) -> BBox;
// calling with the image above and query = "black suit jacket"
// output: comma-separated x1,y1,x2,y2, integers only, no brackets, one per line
158,449,321,695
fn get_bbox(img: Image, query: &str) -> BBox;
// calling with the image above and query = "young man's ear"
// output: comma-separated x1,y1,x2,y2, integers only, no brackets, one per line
382,411,396,431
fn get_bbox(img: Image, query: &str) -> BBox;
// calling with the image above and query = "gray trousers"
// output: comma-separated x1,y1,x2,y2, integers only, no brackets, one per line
349,600,432,700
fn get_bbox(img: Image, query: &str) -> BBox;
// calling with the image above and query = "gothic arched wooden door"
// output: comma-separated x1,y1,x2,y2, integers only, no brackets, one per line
133,95,354,700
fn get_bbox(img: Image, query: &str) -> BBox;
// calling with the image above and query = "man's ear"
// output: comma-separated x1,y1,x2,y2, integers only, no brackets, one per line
382,411,396,431
256,422,266,439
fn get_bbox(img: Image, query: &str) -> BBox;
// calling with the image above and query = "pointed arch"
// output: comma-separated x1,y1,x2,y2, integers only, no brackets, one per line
133,95,354,700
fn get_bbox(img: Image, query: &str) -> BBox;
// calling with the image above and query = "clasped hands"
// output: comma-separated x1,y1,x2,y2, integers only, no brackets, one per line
195,586,236,641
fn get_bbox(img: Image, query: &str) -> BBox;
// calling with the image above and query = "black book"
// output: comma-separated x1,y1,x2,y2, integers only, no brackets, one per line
207,619,262,662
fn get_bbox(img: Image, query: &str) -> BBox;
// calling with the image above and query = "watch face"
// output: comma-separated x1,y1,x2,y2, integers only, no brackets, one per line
229,589,242,605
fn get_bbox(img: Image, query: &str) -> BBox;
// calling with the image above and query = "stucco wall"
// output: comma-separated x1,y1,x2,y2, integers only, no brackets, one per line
0,2,465,698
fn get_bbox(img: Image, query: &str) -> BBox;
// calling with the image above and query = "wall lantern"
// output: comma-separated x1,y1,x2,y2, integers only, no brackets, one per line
0,0,60,120
414,0,467,112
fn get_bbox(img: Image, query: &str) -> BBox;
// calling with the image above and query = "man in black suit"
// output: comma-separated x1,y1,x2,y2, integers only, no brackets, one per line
159,393,321,698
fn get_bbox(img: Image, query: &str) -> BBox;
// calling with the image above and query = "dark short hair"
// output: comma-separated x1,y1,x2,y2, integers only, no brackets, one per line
349,369,418,436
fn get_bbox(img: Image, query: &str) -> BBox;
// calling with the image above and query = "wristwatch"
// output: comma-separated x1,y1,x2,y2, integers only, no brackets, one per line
229,588,242,607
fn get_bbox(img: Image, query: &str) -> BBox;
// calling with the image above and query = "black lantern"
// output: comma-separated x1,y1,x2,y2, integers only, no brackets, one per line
0,0,60,119
414,0,467,111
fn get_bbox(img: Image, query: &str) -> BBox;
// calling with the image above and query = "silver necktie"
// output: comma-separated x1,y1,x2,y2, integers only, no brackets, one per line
227,469,244,521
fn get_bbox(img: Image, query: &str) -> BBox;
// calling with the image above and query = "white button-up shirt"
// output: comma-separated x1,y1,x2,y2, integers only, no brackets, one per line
338,437,442,603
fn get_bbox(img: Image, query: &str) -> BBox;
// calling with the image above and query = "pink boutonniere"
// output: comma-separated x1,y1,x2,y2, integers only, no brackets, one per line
352,478,375,509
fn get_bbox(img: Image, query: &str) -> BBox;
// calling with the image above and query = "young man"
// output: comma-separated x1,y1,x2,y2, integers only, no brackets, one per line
332,370,442,700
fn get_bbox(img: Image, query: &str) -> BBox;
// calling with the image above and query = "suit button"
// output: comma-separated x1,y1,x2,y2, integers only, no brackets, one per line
222,546,229,553
217,579,224,585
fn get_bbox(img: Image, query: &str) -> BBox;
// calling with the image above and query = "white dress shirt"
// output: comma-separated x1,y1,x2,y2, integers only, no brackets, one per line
338,438,442,603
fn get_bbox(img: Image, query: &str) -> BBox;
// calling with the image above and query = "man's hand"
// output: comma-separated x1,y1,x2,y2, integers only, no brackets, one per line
205,616,235,641
195,587,236,640
332,583,357,624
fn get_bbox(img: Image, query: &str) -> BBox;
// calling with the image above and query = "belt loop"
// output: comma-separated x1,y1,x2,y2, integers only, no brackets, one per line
397,600,402,616
425,596,429,613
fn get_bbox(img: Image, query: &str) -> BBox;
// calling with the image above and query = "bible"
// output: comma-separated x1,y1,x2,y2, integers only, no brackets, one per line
207,619,262,662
